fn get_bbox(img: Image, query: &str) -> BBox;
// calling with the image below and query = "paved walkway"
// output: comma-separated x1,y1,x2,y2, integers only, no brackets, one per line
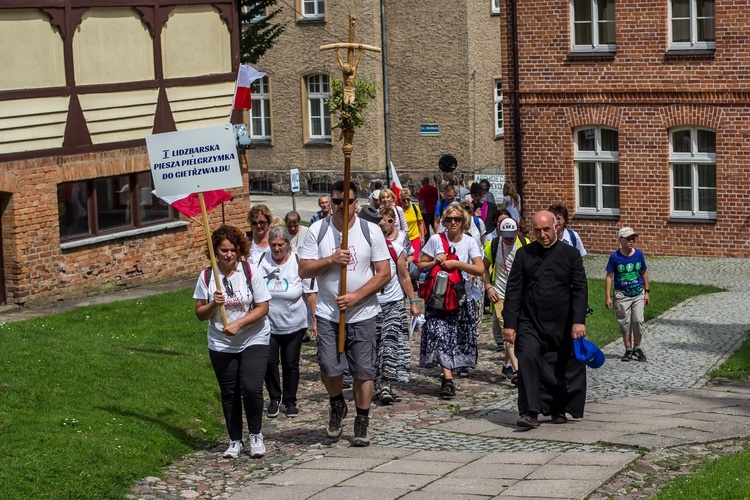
126,255,750,499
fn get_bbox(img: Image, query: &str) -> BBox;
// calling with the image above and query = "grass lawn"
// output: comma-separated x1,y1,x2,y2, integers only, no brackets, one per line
0,292,225,499
655,447,750,498
0,279,725,498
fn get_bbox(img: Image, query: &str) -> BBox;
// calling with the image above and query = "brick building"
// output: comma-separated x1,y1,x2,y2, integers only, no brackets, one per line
0,1,248,305
246,0,505,196
502,0,750,257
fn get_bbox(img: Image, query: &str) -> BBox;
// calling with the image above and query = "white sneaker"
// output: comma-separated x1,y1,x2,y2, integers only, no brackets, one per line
249,432,266,457
223,440,243,458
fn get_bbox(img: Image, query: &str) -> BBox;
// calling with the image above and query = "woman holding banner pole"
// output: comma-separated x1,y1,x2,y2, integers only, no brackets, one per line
194,225,271,459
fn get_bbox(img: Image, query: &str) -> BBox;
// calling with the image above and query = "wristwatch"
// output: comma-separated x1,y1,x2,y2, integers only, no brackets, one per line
645,289,650,293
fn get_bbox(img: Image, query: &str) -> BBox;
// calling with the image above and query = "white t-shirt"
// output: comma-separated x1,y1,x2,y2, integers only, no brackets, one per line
288,226,308,255
193,263,272,353
257,252,316,335
249,240,269,263
300,217,391,323
489,240,520,299
378,240,405,304
422,232,482,285
560,228,587,257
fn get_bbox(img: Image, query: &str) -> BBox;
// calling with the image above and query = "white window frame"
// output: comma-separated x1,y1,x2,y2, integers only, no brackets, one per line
669,127,717,220
492,0,501,15
570,0,616,53
298,0,325,21
305,74,331,142
250,76,271,141
574,126,620,216
494,79,504,138
668,0,716,50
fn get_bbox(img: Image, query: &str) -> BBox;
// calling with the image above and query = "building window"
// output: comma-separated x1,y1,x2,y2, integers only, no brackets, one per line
494,79,504,138
250,76,271,141
670,127,716,220
574,126,619,216
57,172,176,241
304,74,331,142
492,0,501,15
297,0,325,21
670,0,715,50
241,3,266,24
571,0,616,52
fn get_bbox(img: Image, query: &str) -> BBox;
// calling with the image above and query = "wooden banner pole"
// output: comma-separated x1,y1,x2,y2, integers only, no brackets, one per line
337,152,352,353
198,192,228,328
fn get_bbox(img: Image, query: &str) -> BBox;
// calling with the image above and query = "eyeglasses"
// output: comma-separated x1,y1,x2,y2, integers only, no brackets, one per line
331,198,357,205
222,276,235,298
401,197,410,201
252,220,268,227
626,236,637,241
444,216,462,224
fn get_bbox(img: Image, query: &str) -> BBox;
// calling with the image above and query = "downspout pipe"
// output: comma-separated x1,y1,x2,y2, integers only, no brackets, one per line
511,0,524,219
380,0,392,187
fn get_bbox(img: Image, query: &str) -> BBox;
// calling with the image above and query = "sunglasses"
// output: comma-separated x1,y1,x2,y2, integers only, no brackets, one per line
332,198,357,205
252,220,268,227
444,216,462,224
626,236,637,241
222,276,235,298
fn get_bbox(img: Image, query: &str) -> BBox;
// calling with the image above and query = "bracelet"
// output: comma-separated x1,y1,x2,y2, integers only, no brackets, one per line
645,289,650,293
409,298,420,303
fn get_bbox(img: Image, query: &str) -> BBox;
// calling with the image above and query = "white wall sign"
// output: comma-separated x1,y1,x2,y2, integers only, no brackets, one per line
290,168,301,193
146,125,243,197
474,174,505,202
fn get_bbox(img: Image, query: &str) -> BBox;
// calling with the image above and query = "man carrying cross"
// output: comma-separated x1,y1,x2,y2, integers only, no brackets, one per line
299,181,391,446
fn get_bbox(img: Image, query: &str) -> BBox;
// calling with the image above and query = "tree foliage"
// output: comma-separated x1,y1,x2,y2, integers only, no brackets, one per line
239,1,286,64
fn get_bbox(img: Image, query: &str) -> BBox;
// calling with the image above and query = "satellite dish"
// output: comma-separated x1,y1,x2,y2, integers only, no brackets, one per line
438,154,457,173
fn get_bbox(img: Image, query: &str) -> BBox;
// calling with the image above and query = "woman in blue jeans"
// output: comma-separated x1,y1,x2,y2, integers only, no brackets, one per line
194,225,271,459
257,226,317,418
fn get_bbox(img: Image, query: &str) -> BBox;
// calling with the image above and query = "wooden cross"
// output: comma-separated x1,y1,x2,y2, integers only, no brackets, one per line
320,16,381,353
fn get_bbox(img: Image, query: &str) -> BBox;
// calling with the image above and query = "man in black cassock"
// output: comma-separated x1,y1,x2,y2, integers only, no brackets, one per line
502,211,588,429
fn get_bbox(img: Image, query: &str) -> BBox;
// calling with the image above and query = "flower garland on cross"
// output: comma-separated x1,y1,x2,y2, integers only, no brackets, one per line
326,75,380,142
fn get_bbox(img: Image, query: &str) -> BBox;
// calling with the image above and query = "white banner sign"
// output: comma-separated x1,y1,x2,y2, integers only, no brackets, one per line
146,125,243,197
474,174,505,202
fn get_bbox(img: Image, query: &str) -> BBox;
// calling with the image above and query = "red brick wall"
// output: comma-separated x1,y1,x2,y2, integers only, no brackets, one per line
502,0,750,257
0,147,250,305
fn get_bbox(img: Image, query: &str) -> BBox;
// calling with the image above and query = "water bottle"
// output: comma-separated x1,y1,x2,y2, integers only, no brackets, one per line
418,269,428,287
433,270,449,295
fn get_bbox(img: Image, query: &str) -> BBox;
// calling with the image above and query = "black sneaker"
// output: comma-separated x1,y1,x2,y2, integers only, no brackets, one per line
326,400,348,440
285,404,299,418
633,348,647,362
439,379,456,399
456,367,470,378
379,386,394,405
516,413,540,429
267,400,280,418
352,415,370,447
621,350,633,362
501,364,515,380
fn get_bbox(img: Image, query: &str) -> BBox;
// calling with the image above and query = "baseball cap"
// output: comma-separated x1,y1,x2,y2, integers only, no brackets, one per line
499,218,518,238
359,205,383,224
618,227,638,238
574,337,605,369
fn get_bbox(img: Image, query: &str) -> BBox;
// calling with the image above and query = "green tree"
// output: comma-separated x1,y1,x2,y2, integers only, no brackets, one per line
239,1,286,64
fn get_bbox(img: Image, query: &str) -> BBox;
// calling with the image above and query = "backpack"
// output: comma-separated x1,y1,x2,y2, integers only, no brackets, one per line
201,260,253,294
316,215,372,247
488,235,528,282
566,228,578,248
418,233,466,312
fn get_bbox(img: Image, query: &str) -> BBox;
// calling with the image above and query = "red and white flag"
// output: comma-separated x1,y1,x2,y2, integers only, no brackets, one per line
389,161,402,200
154,189,233,218
232,65,266,110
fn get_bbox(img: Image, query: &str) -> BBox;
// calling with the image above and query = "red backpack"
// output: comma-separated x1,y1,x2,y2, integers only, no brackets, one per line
419,233,466,312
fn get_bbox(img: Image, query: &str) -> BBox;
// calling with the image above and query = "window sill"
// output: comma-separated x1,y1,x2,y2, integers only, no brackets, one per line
566,51,616,61
296,16,326,23
667,216,717,224
495,133,504,140
573,212,620,221
61,221,188,250
250,139,272,147
665,49,715,59
304,139,333,147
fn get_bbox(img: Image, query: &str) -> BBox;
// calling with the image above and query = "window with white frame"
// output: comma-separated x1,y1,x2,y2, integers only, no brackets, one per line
298,0,325,20
494,79,504,137
670,127,716,219
574,126,619,216
250,76,271,141
571,0,616,52
670,0,715,50
492,0,501,15
305,74,331,142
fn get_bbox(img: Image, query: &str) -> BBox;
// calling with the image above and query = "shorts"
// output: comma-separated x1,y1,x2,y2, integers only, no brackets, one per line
491,298,505,345
316,317,376,380
614,290,645,337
